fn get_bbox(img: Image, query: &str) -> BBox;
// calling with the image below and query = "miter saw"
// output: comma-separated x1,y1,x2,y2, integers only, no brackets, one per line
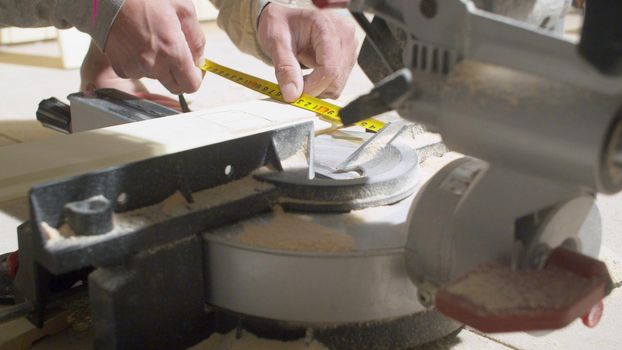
5,0,622,349
317,0,621,332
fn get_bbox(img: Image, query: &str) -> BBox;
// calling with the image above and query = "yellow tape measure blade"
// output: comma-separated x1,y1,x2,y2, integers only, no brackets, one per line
201,59,385,132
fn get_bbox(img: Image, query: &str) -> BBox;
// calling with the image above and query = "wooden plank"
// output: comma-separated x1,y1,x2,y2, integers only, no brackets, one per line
0,27,56,45
0,99,314,202
0,310,71,350
57,29,90,69
0,197,29,254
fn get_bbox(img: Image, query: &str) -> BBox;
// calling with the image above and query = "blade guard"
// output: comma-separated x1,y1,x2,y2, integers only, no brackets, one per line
434,248,613,333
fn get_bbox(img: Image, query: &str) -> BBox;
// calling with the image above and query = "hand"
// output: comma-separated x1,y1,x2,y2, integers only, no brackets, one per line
104,0,206,94
257,5,358,102
81,41,187,111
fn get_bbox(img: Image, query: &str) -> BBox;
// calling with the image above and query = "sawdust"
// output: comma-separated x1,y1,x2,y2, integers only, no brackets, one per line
418,152,464,182
189,330,329,350
446,264,595,313
230,207,356,253
41,177,273,242
62,292,92,332
40,221,63,240
444,61,529,107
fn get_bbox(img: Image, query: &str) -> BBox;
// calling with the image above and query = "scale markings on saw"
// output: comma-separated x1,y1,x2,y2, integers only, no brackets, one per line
201,58,385,132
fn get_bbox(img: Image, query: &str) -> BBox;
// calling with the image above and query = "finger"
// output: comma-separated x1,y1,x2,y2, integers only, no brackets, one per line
266,30,304,102
154,62,183,94
317,74,347,99
116,52,153,80
318,18,358,99
272,38,304,102
134,92,183,111
315,49,349,99
302,19,341,97
169,40,203,93
179,7,206,65
83,83,96,93
158,23,202,94
109,55,132,79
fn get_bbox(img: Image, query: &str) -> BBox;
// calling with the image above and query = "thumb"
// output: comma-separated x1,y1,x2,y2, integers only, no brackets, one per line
270,37,304,102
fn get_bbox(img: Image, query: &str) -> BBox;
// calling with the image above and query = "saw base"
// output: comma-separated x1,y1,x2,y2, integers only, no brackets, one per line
205,307,461,350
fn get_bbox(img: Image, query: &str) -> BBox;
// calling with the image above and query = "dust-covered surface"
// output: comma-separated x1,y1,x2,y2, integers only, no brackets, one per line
229,207,356,253
446,264,595,313
419,152,464,182
189,330,329,350
60,291,92,333
40,177,274,247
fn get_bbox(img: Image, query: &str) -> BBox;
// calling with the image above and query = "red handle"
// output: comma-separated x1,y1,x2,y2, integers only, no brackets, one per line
312,0,350,8
434,248,612,333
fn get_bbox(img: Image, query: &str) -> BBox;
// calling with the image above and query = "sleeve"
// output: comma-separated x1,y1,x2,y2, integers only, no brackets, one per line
0,0,124,50
209,0,272,64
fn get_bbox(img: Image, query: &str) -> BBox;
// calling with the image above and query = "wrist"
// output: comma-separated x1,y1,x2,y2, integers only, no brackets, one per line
85,0,126,51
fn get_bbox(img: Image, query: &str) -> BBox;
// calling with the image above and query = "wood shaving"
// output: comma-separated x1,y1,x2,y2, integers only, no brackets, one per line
230,207,356,253
446,264,595,314
42,177,273,243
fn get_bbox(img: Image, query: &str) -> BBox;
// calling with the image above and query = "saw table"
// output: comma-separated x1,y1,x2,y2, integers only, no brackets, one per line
1,98,458,349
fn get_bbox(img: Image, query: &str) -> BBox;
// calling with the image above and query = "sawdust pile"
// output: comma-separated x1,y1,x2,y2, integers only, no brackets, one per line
230,207,356,253
446,264,594,313
189,330,329,350
41,177,272,241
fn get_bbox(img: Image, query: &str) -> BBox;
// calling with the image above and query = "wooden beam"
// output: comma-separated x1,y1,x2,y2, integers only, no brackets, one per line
0,310,71,350
0,100,313,202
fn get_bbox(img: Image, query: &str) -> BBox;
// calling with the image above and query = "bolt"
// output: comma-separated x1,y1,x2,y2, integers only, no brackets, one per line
417,283,437,308
63,195,113,236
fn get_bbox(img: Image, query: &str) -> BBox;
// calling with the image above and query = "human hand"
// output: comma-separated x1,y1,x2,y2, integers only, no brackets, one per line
80,41,184,111
104,0,206,94
257,5,358,102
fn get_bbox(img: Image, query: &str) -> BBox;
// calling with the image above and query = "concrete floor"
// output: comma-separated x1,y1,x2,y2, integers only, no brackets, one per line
1,20,621,350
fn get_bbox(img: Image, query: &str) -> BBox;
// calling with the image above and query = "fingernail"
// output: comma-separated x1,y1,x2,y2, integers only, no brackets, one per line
282,82,299,102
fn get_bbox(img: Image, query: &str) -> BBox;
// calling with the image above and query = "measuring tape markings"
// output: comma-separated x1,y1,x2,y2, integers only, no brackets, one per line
201,59,384,132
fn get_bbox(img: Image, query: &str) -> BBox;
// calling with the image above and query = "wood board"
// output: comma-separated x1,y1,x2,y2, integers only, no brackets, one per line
0,99,314,202
0,309,71,350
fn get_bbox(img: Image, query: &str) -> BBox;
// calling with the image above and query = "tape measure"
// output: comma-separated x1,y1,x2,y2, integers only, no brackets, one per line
201,58,385,132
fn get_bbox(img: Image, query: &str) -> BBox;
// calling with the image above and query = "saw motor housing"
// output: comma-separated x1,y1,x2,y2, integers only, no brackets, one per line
315,0,622,331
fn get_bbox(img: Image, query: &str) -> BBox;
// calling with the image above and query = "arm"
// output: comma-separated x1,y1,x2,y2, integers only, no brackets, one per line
209,0,271,63
210,0,358,102
1,0,205,94
0,0,123,50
